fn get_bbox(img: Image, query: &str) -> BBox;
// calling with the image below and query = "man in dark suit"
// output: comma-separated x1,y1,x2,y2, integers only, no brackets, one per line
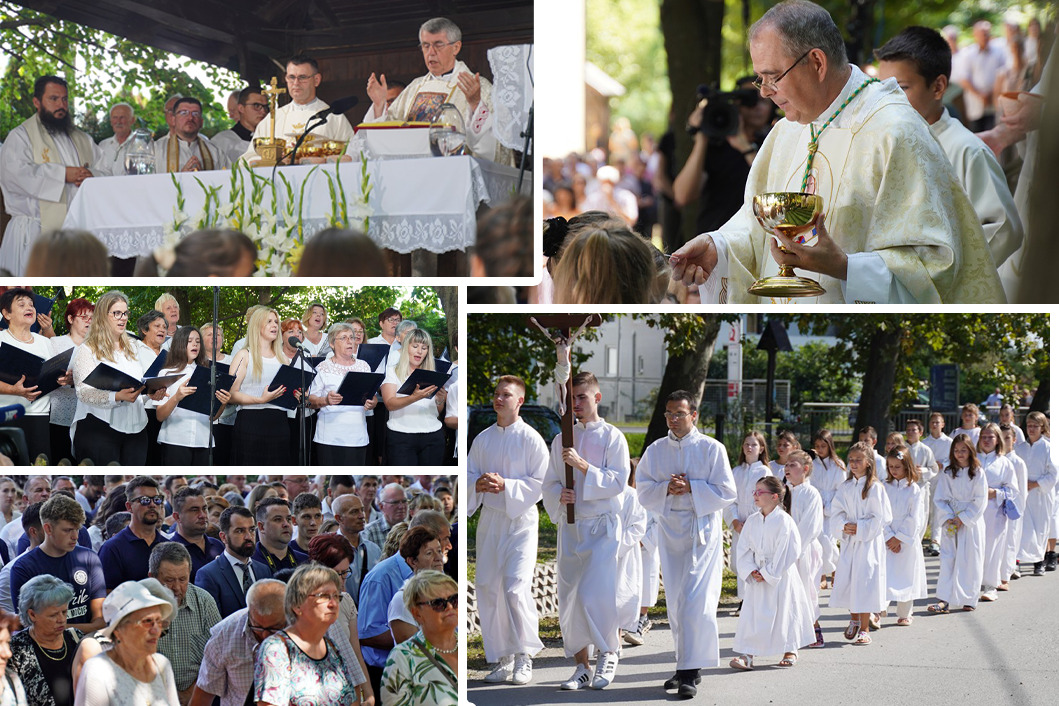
195,506,272,618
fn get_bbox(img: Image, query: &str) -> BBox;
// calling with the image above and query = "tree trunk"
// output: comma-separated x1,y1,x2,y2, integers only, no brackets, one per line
1029,371,1049,414
853,325,902,450
641,315,721,455
432,286,458,355
660,0,725,243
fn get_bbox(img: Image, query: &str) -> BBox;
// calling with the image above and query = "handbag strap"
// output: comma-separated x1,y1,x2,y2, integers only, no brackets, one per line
411,636,458,690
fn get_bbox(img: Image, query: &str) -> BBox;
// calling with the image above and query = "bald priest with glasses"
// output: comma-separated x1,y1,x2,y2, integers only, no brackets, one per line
669,0,1004,305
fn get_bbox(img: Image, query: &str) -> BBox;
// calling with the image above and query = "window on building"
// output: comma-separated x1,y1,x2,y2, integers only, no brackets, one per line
606,345,618,375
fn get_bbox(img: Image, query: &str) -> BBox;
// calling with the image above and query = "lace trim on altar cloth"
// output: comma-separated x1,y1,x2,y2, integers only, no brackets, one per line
487,44,533,151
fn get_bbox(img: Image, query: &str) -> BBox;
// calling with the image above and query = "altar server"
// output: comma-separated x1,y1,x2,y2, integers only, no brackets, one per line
615,479,647,648
999,424,1028,585
977,423,1018,601
669,0,1004,304
930,435,988,612
769,430,799,475
905,419,938,542
810,429,846,582
829,441,891,645
1016,412,1056,576
470,375,548,686
730,475,815,671
783,451,824,647
882,446,927,626
542,372,630,691
0,76,101,275
923,412,954,554
636,390,735,697
953,403,982,446
723,431,772,605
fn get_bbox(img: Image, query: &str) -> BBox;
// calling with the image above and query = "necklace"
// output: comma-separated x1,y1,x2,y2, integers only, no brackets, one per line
31,631,68,661
800,77,879,191
9,328,33,344
424,629,458,654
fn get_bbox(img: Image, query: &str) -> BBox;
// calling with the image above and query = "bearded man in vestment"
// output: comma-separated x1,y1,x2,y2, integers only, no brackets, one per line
364,17,513,165
0,75,100,276
670,0,1005,304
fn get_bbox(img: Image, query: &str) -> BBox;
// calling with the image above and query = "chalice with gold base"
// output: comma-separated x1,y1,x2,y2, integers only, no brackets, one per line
747,192,826,298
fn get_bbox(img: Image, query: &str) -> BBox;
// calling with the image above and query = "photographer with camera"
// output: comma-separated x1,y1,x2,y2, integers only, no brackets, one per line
673,76,775,235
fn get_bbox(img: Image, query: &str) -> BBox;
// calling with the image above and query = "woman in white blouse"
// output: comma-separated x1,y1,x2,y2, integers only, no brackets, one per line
155,326,232,465
47,297,93,464
228,307,289,465
300,302,331,357
0,288,63,462
71,291,165,465
380,328,447,466
135,309,168,466
200,321,233,463
308,323,378,464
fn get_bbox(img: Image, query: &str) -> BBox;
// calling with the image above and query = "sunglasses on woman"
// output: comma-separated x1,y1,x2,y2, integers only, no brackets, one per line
417,594,458,612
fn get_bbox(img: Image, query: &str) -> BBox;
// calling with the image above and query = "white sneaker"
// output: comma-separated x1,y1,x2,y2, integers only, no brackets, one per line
484,656,513,683
512,654,532,685
560,664,592,690
981,588,999,602
591,651,619,689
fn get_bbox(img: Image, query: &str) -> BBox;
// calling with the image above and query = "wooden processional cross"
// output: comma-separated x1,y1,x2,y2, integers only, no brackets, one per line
526,314,603,523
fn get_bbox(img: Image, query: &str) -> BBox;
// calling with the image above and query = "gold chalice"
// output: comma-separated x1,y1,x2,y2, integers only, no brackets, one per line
748,192,826,298
253,137,286,166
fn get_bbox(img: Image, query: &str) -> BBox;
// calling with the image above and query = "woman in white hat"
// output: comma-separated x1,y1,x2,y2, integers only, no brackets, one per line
73,580,178,706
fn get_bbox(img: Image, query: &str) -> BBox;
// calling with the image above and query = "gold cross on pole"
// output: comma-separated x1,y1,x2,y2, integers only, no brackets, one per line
262,76,286,142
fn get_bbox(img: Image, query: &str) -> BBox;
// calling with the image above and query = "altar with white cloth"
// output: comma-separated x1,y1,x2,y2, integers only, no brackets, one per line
62,155,529,259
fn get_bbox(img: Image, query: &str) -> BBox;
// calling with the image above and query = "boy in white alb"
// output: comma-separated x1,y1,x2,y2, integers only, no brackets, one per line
470,376,549,685
922,412,954,554
542,372,630,691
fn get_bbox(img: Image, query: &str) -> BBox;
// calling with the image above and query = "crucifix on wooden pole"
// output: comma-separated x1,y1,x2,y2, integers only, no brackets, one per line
527,314,603,524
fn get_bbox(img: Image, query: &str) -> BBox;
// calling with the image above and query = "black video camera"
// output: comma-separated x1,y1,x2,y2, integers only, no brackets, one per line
689,85,760,139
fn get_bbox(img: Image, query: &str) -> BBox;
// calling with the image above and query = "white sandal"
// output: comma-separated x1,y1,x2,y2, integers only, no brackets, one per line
729,654,754,671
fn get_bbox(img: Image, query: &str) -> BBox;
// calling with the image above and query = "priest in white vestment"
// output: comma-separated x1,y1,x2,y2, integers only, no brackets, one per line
212,87,267,164
364,17,513,165
670,0,1005,304
239,55,354,164
541,372,629,691
469,376,548,686
153,97,229,173
96,102,135,177
875,27,1022,269
0,76,101,276
636,391,735,697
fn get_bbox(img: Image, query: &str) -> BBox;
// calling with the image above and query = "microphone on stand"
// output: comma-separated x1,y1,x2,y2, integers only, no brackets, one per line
288,336,308,351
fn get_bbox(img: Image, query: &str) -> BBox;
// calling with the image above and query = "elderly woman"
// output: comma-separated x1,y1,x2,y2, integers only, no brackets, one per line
388,528,446,645
380,329,447,466
71,291,166,465
10,575,82,706
0,610,28,705
73,581,178,706
307,534,374,705
307,322,378,464
136,309,169,467
254,564,365,706
380,571,457,706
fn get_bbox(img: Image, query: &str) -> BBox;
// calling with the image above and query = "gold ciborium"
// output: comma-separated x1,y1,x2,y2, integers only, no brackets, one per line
253,137,286,166
748,192,826,298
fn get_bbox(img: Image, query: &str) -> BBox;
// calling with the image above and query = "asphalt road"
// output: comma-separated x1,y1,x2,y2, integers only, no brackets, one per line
466,554,1059,705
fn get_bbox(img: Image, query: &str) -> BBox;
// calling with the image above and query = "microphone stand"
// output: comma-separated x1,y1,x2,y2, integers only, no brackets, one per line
291,343,310,467
208,286,219,466
516,103,533,194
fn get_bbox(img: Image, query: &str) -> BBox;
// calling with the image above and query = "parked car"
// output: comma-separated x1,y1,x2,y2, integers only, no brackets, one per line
468,404,563,448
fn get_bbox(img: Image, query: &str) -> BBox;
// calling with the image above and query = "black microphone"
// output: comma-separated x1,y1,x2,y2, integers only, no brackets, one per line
0,404,25,423
310,96,360,121
288,336,307,351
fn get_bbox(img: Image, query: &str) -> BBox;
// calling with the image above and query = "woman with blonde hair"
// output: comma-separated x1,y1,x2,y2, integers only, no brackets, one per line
380,329,447,466
300,302,331,357
552,224,669,304
71,290,165,465
228,306,289,465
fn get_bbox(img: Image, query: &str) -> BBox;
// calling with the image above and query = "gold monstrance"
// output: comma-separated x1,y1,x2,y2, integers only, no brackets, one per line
253,77,286,166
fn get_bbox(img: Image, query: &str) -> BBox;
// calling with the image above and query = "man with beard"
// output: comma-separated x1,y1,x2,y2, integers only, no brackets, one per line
98,475,172,590
0,75,101,275
251,497,308,573
195,506,273,618
332,493,380,606
153,96,229,173
168,486,225,583
149,542,222,704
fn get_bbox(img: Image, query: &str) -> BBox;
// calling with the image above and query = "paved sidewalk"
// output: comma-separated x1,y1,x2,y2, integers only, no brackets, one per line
467,555,1058,705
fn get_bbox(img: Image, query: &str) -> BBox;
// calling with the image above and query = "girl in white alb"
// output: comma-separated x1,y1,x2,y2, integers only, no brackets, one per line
881,446,927,626
829,441,892,645
769,430,799,475
783,450,825,648
977,423,1018,601
811,429,846,585
930,435,988,612
999,424,1027,585
723,431,772,605
730,475,815,670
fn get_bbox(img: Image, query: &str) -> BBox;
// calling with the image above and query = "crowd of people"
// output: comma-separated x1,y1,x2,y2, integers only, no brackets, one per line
0,288,458,466
540,2,1055,304
0,473,458,706
470,373,1056,697
0,16,514,277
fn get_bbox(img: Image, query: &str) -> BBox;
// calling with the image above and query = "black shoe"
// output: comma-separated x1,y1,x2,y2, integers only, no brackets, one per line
1034,561,1045,576
677,675,698,698
664,671,701,690
663,674,680,690
1046,551,1058,571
